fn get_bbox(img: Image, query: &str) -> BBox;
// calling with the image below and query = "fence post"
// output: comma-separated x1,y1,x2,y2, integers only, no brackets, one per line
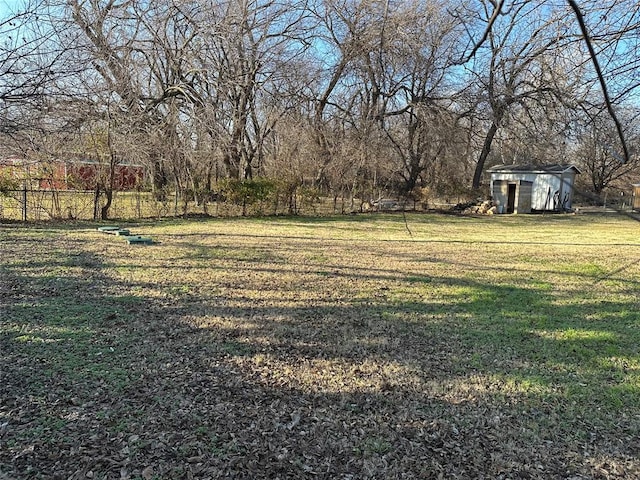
22,186,27,222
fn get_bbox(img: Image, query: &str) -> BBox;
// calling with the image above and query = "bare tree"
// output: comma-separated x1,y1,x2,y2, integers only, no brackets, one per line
457,1,579,188
573,109,640,194
185,0,313,181
460,0,640,189
0,0,75,141
7,0,640,214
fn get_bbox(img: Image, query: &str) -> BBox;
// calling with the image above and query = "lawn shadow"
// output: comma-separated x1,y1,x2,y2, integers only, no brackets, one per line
2,229,640,479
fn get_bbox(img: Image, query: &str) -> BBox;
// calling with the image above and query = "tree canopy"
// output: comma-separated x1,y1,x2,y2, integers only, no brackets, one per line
1,0,639,208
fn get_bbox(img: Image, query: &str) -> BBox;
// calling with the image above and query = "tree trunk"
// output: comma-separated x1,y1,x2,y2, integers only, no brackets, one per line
100,189,113,220
151,154,168,201
93,184,100,221
472,119,500,190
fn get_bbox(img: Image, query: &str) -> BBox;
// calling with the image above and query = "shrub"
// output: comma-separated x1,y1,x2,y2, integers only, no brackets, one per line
0,171,20,195
219,178,276,215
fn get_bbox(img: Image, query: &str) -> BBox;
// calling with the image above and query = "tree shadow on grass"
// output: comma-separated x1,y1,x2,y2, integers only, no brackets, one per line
182,275,640,477
1,242,640,479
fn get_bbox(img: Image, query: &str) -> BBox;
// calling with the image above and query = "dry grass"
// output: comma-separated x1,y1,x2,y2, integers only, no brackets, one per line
1,212,640,479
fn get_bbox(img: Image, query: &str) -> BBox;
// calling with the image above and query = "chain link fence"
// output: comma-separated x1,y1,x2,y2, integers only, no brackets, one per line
0,188,378,221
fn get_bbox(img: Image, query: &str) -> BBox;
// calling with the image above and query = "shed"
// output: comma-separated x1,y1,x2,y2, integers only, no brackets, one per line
633,184,640,211
488,164,581,214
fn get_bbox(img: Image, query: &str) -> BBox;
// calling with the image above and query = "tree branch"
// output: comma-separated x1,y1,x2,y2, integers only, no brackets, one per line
567,0,630,163
458,0,505,64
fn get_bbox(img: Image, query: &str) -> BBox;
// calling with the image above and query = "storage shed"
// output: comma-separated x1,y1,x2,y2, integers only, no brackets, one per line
488,164,581,214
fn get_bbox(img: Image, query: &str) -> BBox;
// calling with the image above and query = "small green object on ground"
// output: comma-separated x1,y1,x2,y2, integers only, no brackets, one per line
97,225,152,244
123,235,153,245
97,226,121,233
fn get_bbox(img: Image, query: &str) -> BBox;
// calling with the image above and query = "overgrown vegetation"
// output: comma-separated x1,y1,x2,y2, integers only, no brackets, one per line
1,2,640,207
0,171,19,195
1,213,640,478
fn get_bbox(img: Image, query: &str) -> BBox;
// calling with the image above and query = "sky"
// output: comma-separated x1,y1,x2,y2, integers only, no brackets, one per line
0,0,24,21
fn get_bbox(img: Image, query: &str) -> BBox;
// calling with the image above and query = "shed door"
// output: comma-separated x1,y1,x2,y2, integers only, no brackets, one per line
507,183,517,214
634,186,640,211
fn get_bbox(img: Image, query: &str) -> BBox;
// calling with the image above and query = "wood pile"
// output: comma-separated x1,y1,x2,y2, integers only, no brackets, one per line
454,200,499,215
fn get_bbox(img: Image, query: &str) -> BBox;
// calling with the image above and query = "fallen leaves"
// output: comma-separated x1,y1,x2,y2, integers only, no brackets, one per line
2,217,640,479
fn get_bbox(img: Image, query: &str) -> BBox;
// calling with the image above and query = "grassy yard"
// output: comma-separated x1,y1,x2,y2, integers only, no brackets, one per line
1,212,639,479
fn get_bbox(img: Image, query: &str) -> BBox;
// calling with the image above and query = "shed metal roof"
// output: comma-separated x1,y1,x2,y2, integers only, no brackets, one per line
488,164,581,174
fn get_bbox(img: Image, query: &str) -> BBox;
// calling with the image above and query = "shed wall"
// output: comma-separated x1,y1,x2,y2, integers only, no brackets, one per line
633,185,640,211
491,171,576,211
516,181,533,213
490,179,533,213
491,180,509,212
